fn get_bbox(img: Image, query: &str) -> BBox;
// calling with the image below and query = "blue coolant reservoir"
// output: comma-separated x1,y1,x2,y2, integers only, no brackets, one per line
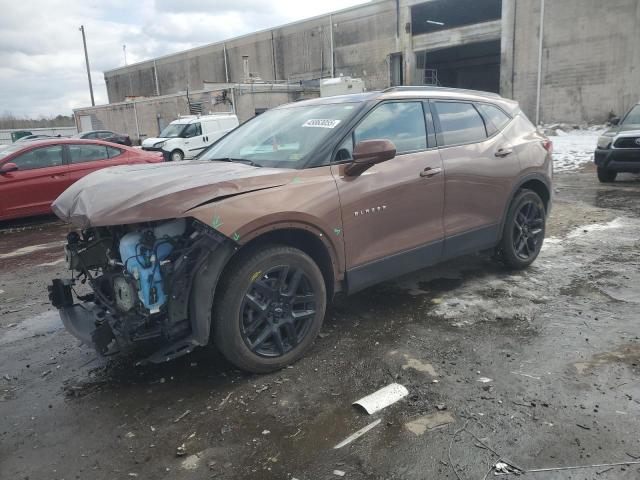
118,219,186,313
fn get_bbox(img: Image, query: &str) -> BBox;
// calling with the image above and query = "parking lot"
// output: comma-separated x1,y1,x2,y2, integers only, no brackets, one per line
1,159,639,479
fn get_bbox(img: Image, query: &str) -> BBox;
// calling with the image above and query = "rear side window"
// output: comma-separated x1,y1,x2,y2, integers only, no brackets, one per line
107,146,123,158
97,132,113,139
69,144,109,163
354,102,427,154
434,102,487,146
477,104,511,136
12,145,63,170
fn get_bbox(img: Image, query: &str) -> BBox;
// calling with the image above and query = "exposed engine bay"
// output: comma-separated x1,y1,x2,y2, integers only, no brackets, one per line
49,218,233,363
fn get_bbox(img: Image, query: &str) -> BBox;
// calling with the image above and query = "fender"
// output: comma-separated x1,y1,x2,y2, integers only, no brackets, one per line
498,172,552,237
238,217,345,281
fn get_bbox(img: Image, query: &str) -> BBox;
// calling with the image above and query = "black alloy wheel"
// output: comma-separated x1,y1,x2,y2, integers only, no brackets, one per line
512,200,544,260
213,246,326,373
240,265,316,357
498,189,546,269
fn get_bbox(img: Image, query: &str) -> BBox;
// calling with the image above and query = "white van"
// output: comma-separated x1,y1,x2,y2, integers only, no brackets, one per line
142,113,239,161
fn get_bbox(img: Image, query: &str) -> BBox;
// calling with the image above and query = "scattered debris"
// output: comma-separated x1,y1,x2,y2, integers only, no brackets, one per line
334,419,381,449
576,423,591,430
262,430,270,435
333,470,346,477
173,410,191,423
401,356,437,376
494,461,524,475
176,443,187,457
527,460,640,474
3,374,11,381
510,371,541,380
41,370,52,378
217,392,232,409
181,454,200,470
477,377,492,383
255,385,269,393
354,383,408,414
405,412,455,436
436,404,447,411
125,431,135,438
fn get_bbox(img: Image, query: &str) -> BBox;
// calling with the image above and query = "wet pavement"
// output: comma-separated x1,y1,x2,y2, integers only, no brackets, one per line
1,166,639,479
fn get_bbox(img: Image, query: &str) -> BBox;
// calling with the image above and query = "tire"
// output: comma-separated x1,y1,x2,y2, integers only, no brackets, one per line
212,246,327,373
170,149,184,162
497,189,546,269
597,167,617,183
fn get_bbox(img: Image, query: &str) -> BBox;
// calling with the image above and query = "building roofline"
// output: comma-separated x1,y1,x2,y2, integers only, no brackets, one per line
104,0,387,76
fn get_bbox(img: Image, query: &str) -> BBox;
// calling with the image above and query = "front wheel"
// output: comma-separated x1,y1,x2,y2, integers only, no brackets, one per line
597,167,617,183
497,189,546,269
213,246,327,373
170,149,184,162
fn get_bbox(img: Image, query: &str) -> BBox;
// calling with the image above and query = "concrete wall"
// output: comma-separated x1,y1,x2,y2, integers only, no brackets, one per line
104,1,397,103
101,0,640,124
501,0,640,124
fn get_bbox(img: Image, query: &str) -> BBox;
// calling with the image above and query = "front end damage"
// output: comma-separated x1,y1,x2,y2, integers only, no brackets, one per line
49,218,234,364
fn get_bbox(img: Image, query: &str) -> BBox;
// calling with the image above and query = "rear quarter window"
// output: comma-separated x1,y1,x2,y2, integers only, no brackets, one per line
477,104,511,136
107,146,124,158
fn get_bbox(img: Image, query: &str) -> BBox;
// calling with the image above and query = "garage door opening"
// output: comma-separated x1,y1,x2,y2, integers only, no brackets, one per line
411,0,502,36
416,40,501,93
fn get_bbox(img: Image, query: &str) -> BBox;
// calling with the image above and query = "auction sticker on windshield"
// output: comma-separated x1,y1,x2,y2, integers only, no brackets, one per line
302,119,341,128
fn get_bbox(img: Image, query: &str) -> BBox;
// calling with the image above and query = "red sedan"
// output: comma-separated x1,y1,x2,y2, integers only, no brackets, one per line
0,139,162,221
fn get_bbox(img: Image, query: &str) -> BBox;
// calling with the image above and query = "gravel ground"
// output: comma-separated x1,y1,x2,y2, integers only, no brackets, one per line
1,165,639,479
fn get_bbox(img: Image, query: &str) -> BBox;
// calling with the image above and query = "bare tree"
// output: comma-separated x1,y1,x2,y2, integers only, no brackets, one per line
0,112,75,130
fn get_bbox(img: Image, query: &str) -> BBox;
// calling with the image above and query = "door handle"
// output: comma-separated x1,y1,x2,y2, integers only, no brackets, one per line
419,167,442,178
50,174,65,179
495,147,513,157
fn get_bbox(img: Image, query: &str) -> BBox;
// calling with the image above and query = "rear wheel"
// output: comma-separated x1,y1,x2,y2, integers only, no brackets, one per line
597,167,617,183
497,189,546,269
170,149,184,162
213,246,326,373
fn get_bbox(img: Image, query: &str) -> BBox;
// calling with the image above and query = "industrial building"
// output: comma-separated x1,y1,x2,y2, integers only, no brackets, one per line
76,0,640,140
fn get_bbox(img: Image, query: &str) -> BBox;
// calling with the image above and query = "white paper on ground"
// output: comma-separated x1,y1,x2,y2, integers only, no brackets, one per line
353,383,409,414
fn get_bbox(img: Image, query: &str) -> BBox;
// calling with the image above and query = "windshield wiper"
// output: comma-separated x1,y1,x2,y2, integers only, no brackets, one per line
210,157,262,167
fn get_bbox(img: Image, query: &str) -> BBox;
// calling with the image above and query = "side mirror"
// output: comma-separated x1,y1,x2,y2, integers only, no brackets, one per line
609,117,620,126
0,162,18,174
344,139,396,176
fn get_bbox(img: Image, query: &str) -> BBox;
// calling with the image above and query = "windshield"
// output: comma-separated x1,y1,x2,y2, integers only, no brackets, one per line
199,103,360,168
622,105,640,125
0,145,24,162
159,123,187,138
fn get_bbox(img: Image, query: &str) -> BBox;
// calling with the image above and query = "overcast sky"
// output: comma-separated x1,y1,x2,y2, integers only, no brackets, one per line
0,0,368,118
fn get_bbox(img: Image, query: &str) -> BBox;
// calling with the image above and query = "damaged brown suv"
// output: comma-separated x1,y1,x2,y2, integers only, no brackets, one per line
49,87,552,373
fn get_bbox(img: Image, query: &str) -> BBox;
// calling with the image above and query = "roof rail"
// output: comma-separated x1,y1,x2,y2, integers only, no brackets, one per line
382,85,502,99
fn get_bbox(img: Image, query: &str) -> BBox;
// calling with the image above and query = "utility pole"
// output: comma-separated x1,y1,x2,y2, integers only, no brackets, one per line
123,44,128,66
79,25,95,106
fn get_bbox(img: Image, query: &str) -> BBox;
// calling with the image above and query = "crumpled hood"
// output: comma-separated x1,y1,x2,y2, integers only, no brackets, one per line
52,161,294,229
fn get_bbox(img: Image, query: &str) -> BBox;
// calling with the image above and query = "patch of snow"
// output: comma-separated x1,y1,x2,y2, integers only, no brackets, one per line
427,216,640,325
549,126,605,173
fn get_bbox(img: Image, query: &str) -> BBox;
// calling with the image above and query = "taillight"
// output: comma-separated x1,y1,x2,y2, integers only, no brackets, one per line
542,139,553,154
